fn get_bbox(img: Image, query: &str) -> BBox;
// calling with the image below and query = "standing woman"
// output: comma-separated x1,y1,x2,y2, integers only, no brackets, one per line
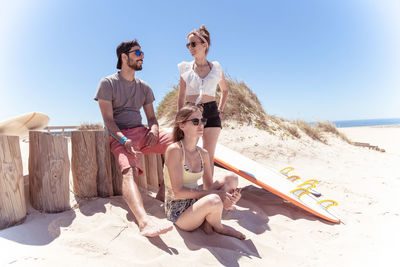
178,25,229,176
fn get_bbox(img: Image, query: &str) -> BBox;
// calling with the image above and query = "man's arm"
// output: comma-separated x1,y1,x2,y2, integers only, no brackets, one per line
143,103,159,147
98,99,123,138
98,99,137,155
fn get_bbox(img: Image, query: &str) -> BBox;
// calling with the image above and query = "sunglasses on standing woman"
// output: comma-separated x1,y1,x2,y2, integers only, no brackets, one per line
186,41,203,49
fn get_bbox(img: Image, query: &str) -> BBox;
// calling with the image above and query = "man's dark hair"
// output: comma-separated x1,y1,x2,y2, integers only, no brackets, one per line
116,39,141,69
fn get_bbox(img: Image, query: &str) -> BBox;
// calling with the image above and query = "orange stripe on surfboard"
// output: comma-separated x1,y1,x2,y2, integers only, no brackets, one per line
214,157,340,223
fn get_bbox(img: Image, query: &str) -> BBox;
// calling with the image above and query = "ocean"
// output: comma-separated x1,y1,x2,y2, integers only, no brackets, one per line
331,118,400,128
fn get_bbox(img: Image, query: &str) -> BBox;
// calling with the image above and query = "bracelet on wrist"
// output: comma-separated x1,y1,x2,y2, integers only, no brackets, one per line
120,136,128,145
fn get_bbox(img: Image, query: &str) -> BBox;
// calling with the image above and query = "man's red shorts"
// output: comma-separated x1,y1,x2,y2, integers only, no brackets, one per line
109,127,172,175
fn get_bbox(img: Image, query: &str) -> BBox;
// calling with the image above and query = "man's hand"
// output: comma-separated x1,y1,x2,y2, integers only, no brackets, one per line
145,129,159,147
124,139,142,158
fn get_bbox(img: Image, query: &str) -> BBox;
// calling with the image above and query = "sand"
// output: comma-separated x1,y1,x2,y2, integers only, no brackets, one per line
1,124,399,266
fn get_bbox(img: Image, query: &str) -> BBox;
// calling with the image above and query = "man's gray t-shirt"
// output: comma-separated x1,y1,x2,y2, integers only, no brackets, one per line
94,73,155,129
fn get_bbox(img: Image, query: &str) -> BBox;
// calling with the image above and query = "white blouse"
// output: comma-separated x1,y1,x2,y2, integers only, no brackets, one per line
178,61,223,104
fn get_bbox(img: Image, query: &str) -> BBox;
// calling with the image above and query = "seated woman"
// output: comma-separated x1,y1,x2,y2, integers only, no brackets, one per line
164,103,245,239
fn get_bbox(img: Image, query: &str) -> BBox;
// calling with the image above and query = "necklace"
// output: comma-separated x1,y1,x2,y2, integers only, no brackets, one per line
194,61,211,69
193,61,212,79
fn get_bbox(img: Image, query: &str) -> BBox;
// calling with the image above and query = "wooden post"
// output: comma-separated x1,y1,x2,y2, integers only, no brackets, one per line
0,136,26,230
95,131,113,197
29,131,70,213
157,154,164,187
110,152,123,196
137,155,147,189
71,131,98,198
145,154,159,189
71,130,113,198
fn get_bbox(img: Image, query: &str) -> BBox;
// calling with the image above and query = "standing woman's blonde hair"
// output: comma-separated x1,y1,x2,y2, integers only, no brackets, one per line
173,103,203,142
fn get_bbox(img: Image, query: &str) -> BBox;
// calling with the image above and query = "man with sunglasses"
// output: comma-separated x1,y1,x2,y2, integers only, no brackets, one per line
94,40,173,237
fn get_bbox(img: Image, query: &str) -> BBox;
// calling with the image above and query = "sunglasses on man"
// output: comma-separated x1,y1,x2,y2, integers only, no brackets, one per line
186,41,203,49
126,49,144,56
183,118,208,126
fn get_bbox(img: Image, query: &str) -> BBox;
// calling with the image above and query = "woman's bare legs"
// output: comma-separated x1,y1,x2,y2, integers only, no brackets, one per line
202,174,239,233
211,174,239,193
174,194,245,240
202,127,221,176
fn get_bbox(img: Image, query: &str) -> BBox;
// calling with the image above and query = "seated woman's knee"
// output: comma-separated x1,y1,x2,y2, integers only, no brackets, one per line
204,194,223,208
228,174,238,186
224,174,238,192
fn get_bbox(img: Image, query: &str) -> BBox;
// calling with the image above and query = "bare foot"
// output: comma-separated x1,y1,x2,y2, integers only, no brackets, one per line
202,221,214,235
139,217,173,237
215,224,246,240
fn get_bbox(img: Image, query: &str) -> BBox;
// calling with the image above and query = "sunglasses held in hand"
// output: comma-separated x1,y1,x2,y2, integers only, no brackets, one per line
183,118,207,126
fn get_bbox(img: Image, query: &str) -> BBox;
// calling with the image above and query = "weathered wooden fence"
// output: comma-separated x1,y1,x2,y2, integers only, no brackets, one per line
0,129,164,230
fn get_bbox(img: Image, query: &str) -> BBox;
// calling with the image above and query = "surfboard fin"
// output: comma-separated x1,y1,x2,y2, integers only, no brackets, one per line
287,175,301,182
290,188,310,198
280,166,294,176
316,199,338,210
297,179,320,189
297,180,321,197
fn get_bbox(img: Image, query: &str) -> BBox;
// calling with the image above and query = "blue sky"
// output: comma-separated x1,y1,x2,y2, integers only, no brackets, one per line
1,0,399,126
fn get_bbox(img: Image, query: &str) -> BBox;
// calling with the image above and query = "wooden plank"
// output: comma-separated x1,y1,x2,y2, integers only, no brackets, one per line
29,131,70,213
137,155,147,189
95,130,113,197
0,135,26,229
71,131,97,198
110,152,123,196
157,154,164,186
145,154,159,188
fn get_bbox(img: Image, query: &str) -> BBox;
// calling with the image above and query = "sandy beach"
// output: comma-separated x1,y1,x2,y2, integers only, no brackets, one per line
1,124,399,266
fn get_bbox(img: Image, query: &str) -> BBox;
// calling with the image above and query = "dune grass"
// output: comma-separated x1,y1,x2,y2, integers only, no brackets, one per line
317,121,351,143
296,120,326,143
282,124,301,138
156,76,352,145
156,77,269,130
78,123,103,130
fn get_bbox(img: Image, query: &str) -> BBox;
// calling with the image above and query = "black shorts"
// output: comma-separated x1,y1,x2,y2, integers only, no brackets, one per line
198,101,222,128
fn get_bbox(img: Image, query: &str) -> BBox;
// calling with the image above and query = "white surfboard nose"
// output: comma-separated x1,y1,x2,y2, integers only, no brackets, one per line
0,112,50,137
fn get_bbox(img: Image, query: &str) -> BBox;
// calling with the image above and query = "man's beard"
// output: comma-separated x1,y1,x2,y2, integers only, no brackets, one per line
128,59,143,71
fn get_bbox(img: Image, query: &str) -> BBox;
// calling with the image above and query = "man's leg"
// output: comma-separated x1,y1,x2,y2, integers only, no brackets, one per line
121,167,173,237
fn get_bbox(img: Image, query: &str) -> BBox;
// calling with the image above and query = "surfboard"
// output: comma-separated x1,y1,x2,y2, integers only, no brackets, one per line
163,128,339,223
278,166,322,197
209,142,340,223
0,112,50,137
